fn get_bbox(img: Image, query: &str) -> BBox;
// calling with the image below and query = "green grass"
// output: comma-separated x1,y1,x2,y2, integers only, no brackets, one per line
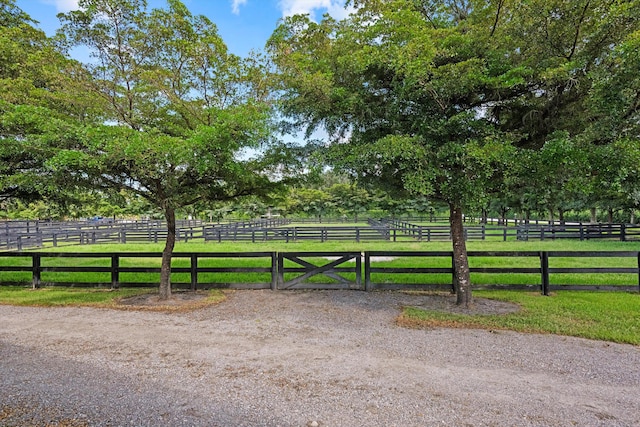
400,290,640,345
0,286,154,307
0,286,226,311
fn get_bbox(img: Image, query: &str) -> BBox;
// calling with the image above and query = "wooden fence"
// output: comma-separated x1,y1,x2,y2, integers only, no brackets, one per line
1,251,638,294
386,219,640,242
2,218,640,249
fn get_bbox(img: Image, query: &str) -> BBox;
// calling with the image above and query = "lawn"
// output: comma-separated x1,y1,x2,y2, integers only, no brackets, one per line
400,290,640,345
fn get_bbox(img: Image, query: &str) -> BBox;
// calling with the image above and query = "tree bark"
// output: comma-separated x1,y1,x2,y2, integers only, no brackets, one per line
590,207,597,224
159,206,176,300
449,204,472,307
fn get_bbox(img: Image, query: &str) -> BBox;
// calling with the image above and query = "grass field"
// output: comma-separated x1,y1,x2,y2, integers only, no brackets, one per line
399,290,640,345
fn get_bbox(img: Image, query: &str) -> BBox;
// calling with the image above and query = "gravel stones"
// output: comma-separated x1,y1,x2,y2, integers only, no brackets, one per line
1,290,639,426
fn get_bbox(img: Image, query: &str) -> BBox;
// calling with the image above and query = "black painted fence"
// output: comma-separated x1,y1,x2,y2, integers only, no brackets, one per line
1,251,638,294
4,218,640,249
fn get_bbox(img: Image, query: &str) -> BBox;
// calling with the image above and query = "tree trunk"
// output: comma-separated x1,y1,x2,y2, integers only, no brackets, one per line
499,207,508,226
558,209,565,225
630,209,635,225
590,207,597,224
449,204,472,307
159,206,176,300
608,208,614,224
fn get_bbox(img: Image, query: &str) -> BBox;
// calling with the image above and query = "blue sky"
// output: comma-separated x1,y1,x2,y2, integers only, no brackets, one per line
16,0,353,57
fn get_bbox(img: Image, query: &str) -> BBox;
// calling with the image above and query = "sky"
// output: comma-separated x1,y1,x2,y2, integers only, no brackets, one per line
16,0,354,57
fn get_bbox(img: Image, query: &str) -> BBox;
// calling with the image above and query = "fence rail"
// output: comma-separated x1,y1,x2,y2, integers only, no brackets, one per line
2,218,640,250
1,251,638,294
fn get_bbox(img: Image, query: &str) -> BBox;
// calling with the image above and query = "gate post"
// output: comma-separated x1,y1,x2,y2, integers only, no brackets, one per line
276,252,284,290
364,252,371,291
270,252,278,290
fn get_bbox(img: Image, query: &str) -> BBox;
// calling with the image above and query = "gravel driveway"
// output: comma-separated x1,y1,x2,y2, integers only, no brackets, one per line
1,290,639,426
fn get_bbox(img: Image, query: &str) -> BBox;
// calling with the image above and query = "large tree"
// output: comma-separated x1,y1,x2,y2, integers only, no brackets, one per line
268,0,640,306
1,0,95,206
268,1,518,306
54,0,280,299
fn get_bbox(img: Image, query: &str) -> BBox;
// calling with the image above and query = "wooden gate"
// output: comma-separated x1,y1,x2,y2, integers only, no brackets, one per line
277,252,362,290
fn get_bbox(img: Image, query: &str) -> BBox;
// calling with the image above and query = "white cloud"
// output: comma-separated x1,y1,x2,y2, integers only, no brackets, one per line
41,0,80,12
279,0,354,20
231,0,248,15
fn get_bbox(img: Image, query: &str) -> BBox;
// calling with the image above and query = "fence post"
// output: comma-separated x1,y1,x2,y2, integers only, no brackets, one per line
450,252,456,294
637,252,640,294
621,224,626,242
271,252,278,290
364,252,372,291
190,254,198,291
276,253,284,290
540,251,550,296
32,254,41,289
111,255,119,289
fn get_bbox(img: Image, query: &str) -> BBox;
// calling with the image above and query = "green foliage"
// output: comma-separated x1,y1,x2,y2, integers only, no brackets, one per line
0,2,95,206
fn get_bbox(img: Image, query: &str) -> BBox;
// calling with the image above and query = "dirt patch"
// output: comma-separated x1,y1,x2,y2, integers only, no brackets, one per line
405,292,521,315
116,290,223,312
115,289,519,316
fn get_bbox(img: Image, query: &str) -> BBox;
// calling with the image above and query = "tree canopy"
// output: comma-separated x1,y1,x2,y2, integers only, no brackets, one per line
268,0,640,306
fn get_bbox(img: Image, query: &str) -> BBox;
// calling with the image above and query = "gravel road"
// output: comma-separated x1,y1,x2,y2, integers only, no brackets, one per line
1,290,639,427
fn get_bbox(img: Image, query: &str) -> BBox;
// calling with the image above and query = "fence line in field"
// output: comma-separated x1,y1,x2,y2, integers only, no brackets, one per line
1,250,638,294
2,218,639,250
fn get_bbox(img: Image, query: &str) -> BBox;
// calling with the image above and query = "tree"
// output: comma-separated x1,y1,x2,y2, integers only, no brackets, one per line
327,183,370,221
268,0,640,306
287,188,334,221
269,1,516,306
1,0,95,206
55,0,279,299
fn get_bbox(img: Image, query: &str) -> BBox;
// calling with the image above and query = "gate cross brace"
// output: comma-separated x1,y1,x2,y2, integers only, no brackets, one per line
281,255,355,289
